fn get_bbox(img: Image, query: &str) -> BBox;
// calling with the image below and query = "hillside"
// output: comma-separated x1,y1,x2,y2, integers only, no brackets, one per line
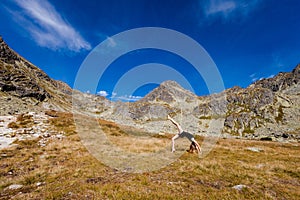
0,36,299,141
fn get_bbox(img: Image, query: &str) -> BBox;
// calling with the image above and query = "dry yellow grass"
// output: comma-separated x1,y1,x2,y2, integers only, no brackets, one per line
99,119,171,153
0,111,299,199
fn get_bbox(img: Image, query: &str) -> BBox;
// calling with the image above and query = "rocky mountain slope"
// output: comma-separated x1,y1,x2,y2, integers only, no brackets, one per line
0,37,299,141
223,64,300,140
94,65,300,140
0,37,73,115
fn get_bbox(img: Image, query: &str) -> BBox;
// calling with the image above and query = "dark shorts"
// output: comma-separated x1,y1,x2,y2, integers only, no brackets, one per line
179,131,195,142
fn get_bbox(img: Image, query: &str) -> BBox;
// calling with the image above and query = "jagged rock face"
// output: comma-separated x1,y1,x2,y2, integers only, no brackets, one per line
0,64,51,101
0,38,52,101
128,102,174,120
224,86,275,133
254,64,300,92
222,65,300,137
0,37,20,64
53,80,73,95
0,37,74,115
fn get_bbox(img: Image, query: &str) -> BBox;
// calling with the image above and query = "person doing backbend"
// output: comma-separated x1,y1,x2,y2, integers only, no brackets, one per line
167,115,201,154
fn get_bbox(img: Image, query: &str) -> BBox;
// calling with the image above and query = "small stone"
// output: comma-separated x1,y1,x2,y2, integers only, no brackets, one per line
36,182,44,187
246,147,263,152
43,133,50,138
39,155,46,159
8,184,23,190
255,164,265,169
56,134,64,139
232,184,247,191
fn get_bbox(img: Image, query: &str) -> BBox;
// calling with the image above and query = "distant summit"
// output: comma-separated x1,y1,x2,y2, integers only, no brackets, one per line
140,80,197,104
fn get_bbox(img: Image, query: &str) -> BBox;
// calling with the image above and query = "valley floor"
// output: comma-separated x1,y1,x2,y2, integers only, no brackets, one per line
0,112,299,199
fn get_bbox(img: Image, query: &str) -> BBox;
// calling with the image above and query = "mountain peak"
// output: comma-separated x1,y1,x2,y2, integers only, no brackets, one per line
160,80,181,88
292,63,300,76
0,37,21,64
139,80,197,103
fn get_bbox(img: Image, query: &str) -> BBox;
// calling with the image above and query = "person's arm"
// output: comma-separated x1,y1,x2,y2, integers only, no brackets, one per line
168,115,183,133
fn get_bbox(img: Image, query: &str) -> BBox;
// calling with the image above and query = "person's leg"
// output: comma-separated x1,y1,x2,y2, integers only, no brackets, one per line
171,134,179,152
168,115,183,134
191,138,201,154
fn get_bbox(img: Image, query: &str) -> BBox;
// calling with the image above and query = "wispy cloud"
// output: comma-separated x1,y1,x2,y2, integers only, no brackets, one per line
205,0,236,17
249,73,265,82
249,73,258,82
111,94,143,102
202,0,261,21
97,90,109,97
10,0,91,52
95,32,117,47
267,74,275,79
107,37,117,47
250,72,274,83
272,53,285,68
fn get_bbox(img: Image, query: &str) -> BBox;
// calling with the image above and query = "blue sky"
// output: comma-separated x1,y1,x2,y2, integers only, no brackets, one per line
0,0,299,101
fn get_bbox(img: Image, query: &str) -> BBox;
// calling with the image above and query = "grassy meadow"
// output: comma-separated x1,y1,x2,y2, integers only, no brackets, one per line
0,111,299,199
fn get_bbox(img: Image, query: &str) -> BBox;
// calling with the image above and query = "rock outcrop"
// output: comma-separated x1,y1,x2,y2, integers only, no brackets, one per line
222,64,300,139
0,37,51,101
0,37,73,115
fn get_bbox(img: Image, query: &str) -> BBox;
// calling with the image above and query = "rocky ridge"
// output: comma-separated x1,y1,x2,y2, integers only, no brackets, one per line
0,37,299,142
223,64,300,140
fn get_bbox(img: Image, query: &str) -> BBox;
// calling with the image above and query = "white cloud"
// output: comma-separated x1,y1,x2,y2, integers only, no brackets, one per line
95,32,117,48
112,95,143,102
267,74,275,79
11,0,91,52
205,0,236,16
97,90,109,97
250,73,275,83
111,92,117,98
250,73,258,82
107,37,117,47
202,0,261,21
249,73,265,82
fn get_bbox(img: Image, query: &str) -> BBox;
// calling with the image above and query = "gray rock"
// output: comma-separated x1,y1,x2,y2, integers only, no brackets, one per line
7,184,23,190
232,184,247,191
246,147,263,152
